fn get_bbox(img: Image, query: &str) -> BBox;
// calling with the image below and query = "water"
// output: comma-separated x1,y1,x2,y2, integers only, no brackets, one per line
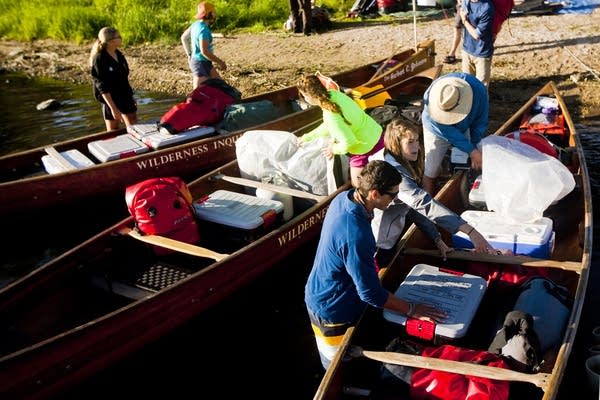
0,73,182,283
0,73,180,157
2,74,600,399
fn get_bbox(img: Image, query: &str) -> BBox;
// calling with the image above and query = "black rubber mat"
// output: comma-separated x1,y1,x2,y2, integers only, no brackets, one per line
135,263,191,292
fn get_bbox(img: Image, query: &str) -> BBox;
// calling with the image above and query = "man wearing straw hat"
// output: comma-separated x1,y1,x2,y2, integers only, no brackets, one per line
421,72,489,195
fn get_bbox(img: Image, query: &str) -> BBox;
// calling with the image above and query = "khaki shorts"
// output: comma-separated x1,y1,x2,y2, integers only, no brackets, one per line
461,50,492,87
423,128,471,178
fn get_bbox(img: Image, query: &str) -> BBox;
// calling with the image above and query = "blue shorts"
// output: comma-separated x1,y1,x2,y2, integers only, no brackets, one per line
189,58,214,77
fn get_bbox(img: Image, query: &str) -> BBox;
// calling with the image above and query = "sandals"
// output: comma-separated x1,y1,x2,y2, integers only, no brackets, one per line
443,55,457,64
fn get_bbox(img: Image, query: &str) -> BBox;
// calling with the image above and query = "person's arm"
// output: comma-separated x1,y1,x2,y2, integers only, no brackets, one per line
423,112,475,154
91,54,122,120
299,121,329,143
181,26,191,58
460,7,480,40
406,209,452,260
326,112,360,155
457,223,495,253
100,92,122,121
200,38,226,70
383,292,447,322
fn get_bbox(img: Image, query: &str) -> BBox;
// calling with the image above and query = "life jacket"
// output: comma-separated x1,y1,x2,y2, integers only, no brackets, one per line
506,130,559,158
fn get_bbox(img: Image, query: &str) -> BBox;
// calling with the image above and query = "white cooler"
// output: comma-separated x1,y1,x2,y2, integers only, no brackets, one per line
452,210,555,258
384,264,487,340
128,123,215,149
41,149,95,174
193,190,284,230
87,134,149,162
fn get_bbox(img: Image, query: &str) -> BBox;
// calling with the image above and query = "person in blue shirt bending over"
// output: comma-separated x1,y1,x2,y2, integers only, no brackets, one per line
421,72,489,195
304,160,447,370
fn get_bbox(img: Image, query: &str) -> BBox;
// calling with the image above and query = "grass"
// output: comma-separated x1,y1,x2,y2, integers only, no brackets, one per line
0,0,360,44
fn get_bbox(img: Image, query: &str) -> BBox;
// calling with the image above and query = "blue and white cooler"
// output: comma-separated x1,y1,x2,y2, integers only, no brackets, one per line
452,210,555,258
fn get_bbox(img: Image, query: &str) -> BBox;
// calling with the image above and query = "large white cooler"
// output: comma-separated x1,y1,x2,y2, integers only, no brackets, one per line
128,123,215,149
452,210,555,258
383,264,487,341
193,190,284,231
87,134,149,162
41,149,95,174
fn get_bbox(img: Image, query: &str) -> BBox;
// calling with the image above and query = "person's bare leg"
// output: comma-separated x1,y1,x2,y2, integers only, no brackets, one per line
448,27,461,58
105,118,120,131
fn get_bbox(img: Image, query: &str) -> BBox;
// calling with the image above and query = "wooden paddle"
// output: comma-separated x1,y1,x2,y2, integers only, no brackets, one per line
351,346,551,391
123,228,228,261
211,174,327,202
403,248,583,273
362,48,401,86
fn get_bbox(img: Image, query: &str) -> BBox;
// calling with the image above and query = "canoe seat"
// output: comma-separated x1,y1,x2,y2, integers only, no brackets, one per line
90,262,192,300
134,263,191,292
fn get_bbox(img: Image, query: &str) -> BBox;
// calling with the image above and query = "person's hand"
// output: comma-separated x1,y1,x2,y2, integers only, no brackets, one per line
434,238,453,261
321,143,334,159
470,148,483,170
469,229,497,254
111,108,122,122
217,60,227,71
411,303,447,323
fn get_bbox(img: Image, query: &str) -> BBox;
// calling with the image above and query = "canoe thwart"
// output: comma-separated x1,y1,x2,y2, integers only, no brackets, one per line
44,146,77,172
403,248,583,273
121,227,228,261
352,346,551,391
211,173,327,202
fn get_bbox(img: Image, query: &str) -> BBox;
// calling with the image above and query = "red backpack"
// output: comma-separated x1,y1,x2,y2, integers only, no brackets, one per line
492,0,515,38
125,177,200,255
160,84,235,133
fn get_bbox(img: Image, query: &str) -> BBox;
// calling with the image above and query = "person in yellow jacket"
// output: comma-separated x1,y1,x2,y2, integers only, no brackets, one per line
297,74,384,187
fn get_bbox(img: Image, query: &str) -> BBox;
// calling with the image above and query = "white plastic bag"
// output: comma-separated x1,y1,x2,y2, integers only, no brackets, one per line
481,135,575,222
235,130,331,195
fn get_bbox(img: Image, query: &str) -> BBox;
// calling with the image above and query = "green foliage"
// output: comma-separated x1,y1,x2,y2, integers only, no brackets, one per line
0,0,364,43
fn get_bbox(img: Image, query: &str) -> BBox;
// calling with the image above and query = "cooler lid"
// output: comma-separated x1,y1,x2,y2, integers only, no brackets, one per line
383,264,487,339
194,190,284,230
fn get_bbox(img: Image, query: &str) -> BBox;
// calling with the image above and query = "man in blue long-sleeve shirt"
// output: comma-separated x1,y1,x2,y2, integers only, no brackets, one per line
304,160,446,370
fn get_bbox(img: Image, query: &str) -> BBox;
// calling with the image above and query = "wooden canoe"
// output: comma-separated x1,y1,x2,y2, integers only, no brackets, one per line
0,39,435,218
0,68,441,400
313,81,592,400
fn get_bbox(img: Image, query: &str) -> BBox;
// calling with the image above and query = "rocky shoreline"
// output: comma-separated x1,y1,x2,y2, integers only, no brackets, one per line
1,11,599,130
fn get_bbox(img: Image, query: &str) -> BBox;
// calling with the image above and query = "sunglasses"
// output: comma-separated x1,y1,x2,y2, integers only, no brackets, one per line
382,190,399,198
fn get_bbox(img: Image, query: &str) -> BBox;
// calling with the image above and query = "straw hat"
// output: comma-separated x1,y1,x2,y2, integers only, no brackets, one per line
196,2,216,19
427,77,473,125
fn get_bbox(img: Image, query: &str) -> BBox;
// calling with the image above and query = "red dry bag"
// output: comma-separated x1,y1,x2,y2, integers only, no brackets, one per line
125,177,200,255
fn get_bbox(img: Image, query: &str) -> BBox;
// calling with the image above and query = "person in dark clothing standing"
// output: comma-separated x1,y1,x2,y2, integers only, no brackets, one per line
89,27,137,131
289,0,312,35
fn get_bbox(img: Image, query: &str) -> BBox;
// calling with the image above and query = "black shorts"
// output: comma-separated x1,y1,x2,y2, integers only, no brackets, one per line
101,95,137,120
